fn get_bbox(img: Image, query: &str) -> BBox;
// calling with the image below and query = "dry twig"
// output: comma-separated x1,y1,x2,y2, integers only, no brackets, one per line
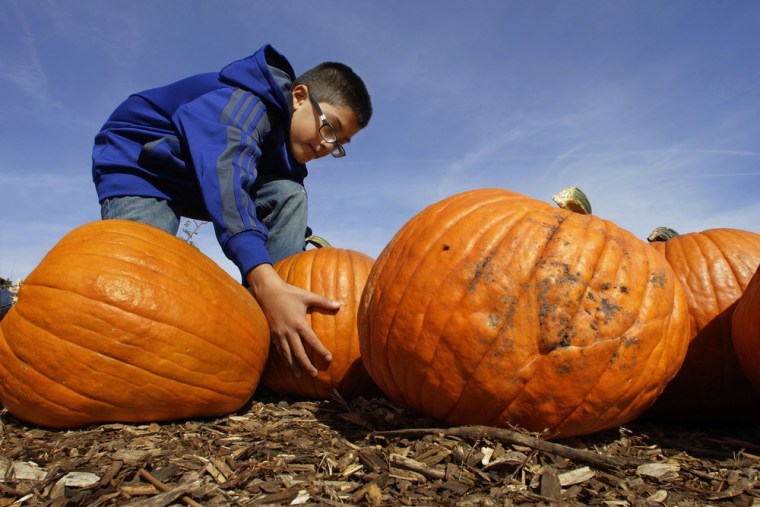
137,469,204,507
372,425,645,470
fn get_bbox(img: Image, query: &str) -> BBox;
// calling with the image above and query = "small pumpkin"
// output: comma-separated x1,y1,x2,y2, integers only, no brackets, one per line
0,220,269,428
732,266,760,394
262,247,378,400
646,227,760,420
359,188,690,439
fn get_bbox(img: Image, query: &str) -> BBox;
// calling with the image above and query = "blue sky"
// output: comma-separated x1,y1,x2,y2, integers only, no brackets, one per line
1,1,759,281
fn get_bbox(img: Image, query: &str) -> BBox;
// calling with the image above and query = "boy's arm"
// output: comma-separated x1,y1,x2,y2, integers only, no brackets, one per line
246,263,339,377
175,90,335,375
174,88,278,273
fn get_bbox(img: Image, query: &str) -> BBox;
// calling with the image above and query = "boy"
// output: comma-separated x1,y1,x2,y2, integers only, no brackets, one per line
0,279,13,321
91,44,372,379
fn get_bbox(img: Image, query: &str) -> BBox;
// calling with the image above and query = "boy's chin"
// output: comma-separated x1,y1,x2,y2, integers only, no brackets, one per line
292,147,313,164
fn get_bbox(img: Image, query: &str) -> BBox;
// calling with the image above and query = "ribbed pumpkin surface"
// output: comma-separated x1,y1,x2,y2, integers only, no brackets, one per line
733,266,760,394
262,248,378,400
647,229,760,420
359,188,690,439
0,220,270,428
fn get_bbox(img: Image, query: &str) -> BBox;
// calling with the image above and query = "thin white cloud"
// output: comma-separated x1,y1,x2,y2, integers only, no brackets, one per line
0,1,47,100
2,0,759,282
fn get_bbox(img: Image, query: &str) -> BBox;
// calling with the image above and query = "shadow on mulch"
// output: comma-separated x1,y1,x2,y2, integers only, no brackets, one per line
0,386,758,506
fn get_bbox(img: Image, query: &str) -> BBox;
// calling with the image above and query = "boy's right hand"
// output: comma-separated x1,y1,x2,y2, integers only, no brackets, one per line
246,263,339,377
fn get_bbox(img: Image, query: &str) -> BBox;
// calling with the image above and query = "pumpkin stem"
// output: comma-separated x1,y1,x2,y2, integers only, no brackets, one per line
647,227,680,242
306,235,332,249
552,187,592,215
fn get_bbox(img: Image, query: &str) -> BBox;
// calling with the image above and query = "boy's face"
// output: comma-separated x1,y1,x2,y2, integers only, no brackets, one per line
289,84,362,164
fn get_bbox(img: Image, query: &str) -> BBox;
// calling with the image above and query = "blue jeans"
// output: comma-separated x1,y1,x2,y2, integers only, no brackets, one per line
0,287,12,321
101,178,308,264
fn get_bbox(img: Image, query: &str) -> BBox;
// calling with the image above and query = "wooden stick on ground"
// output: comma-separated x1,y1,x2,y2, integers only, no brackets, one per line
137,469,205,507
372,425,645,470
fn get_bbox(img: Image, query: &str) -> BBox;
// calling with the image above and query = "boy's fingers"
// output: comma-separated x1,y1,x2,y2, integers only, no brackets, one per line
274,332,304,378
297,328,332,376
292,343,316,377
284,327,318,377
307,293,340,312
290,356,303,378
306,329,332,363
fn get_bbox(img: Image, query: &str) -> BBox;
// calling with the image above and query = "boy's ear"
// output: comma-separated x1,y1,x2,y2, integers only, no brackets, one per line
291,84,309,109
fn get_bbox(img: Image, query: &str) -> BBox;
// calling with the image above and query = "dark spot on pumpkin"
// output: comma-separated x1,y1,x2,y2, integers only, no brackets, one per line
442,244,450,251
468,252,496,292
586,292,596,301
590,321,598,331
540,336,554,353
619,286,629,294
649,271,667,288
542,262,580,287
557,363,572,375
624,337,639,348
541,326,574,353
498,294,517,323
500,338,515,354
597,298,621,324
538,301,556,327
601,282,611,290
539,221,560,235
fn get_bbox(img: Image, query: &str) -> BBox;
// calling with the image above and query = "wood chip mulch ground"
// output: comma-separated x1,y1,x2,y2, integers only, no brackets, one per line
0,389,758,506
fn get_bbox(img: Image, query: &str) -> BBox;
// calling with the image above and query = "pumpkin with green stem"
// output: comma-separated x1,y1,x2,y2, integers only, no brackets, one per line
359,187,690,439
262,244,379,400
645,227,760,420
0,220,269,428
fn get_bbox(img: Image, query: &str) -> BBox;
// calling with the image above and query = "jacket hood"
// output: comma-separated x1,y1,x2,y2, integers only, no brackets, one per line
218,44,295,116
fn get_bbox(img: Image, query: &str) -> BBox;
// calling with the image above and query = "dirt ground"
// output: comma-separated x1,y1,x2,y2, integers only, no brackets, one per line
0,388,758,506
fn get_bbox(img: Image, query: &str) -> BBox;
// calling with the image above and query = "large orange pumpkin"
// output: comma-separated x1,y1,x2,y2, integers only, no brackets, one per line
733,266,760,394
262,247,378,400
645,228,760,420
359,188,691,439
0,220,270,428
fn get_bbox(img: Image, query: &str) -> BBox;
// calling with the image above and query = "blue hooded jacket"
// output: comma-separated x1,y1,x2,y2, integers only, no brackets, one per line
92,44,306,278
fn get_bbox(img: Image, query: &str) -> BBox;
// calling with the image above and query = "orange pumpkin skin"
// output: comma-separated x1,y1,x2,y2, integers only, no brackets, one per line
262,247,378,400
647,229,760,420
733,266,760,394
359,189,691,439
731,269,760,393
0,220,269,428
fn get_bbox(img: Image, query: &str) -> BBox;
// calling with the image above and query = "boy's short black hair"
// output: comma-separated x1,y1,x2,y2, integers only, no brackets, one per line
295,62,372,128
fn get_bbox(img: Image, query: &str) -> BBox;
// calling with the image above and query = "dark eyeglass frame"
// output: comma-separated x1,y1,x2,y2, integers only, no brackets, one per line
308,93,346,158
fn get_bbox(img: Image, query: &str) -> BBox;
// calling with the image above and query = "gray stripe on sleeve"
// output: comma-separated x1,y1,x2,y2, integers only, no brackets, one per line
217,90,271,235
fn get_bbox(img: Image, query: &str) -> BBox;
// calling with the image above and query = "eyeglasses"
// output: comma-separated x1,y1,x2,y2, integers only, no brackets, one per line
308,94,346,158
